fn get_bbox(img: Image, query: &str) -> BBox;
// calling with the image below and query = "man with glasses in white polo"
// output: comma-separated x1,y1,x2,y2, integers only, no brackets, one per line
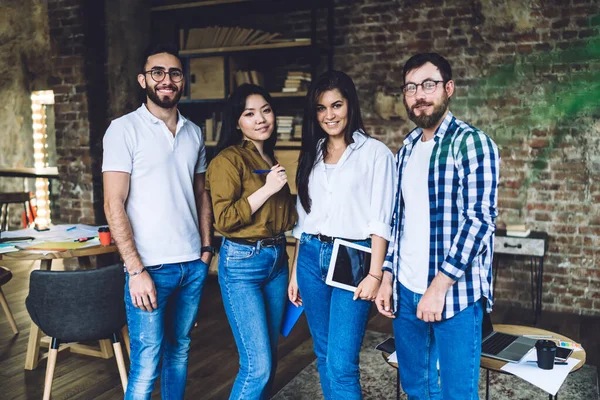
376,52,500,399
103,44,214,399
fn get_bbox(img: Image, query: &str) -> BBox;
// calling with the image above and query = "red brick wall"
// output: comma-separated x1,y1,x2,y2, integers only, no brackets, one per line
47,0,107,224
324,0,600,315
46,0,600,315
268,0,600,315
47,0,95,223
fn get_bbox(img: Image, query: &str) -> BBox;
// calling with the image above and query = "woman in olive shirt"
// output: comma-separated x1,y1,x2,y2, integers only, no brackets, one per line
206,83,297,400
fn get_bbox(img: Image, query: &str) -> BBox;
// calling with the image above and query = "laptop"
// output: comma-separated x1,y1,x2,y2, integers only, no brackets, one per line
481,312,537,362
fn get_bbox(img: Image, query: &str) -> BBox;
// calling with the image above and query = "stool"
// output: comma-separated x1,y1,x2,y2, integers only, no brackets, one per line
0,266,18,334
0,192,36,230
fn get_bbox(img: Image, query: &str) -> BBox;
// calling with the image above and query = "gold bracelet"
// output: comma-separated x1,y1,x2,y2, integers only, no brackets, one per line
368,273,382,282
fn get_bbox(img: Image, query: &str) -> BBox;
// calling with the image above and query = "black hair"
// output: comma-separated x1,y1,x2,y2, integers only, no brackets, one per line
215,83,277,160
296,70,367,214
140,43,183,73
403,52,452,84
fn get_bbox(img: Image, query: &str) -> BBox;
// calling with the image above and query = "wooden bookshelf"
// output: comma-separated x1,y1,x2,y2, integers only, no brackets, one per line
179,40,311,56
181,91,306,103
276,141,302,148
151,0,252,11
270,91,307,98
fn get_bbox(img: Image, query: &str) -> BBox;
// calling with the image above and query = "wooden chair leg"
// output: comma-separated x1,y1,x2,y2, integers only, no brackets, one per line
112,333,128,393
25,320,43,370
0,287,18,334
43,338,60,400
121,324,131,358
98,339,115,359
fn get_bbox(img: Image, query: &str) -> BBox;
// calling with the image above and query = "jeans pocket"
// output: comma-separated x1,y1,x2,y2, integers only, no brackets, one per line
300,232,310,244
145,264,164,272
225,241,255,261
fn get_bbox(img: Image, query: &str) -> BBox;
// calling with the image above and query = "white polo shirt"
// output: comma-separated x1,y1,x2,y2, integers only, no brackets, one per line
102,104,207,266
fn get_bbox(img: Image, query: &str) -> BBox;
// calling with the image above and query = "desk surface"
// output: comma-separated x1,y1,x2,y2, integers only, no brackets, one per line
0,167,59,179
0,244,118,261
382,324,585,373
481,324,585,372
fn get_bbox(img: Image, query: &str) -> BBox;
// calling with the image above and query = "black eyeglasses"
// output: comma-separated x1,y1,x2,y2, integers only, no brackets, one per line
402,80,445,96
144,69,184,83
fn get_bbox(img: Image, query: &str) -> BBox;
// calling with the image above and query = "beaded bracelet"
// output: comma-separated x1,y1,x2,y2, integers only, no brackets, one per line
368,272,382,282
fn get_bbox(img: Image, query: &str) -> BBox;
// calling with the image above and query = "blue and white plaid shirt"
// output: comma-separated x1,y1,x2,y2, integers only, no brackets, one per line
383,112,500,319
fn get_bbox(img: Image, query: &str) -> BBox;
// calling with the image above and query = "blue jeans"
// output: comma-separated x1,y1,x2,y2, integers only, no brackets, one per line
125,259,208,400
296,233,372,400
392,283,483,400
218,238,289,400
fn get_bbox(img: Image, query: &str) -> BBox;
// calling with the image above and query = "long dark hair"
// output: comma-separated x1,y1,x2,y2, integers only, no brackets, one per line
296,70,367,213
215,83,277,160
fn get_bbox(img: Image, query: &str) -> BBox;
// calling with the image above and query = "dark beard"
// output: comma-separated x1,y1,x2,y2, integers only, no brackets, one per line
146,84,182,109
405,95,449,129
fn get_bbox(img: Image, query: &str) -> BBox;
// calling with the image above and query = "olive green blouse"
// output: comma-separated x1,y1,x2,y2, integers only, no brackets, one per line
206,141,298,241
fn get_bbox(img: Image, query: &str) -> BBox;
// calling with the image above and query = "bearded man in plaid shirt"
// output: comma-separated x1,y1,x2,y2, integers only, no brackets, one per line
376,53,500,400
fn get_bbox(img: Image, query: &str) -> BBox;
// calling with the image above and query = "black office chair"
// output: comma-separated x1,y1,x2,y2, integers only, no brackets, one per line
26,264,128,400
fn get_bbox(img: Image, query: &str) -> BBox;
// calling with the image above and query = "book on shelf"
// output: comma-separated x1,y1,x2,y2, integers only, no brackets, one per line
250,70,265,87
281,71,311,92
215,121,222,142
234,70,264,88
293,124,303,140
505,224,531,237
182,26,284,50
287,71,311,80
205,118,214,141
203,113,222,142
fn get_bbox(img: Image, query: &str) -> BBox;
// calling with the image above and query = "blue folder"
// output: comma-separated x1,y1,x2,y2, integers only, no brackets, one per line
281,300,304,337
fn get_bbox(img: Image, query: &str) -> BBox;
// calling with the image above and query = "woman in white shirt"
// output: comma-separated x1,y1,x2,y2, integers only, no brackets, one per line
288,70,396,399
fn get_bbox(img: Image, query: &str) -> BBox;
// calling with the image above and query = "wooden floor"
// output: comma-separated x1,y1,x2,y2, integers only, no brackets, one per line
0,259,598,399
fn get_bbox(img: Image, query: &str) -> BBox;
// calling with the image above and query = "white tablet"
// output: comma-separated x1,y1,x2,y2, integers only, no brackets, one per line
326,239,372,292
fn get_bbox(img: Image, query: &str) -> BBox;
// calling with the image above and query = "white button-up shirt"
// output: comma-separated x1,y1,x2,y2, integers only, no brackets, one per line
292,131,396,240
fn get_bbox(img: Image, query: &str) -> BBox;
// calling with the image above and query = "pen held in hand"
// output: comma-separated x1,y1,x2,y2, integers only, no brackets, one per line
253,169,285,174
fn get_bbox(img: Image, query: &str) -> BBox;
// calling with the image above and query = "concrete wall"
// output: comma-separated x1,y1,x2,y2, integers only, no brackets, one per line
0,0,52,226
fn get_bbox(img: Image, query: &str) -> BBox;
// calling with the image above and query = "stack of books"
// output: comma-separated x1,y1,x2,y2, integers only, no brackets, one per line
282,71,311,93
233,70,265,88
277,116,294,140
182,27,282,49
505,224,531,237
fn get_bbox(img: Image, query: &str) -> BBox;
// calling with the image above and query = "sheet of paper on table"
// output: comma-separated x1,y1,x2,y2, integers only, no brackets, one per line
387,351,397,363
2,225,102,254
2,224,100,242
0,243,19,254
500,348,579,396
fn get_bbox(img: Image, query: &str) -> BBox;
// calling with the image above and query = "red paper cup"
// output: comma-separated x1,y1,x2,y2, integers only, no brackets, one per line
99,227,111,246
